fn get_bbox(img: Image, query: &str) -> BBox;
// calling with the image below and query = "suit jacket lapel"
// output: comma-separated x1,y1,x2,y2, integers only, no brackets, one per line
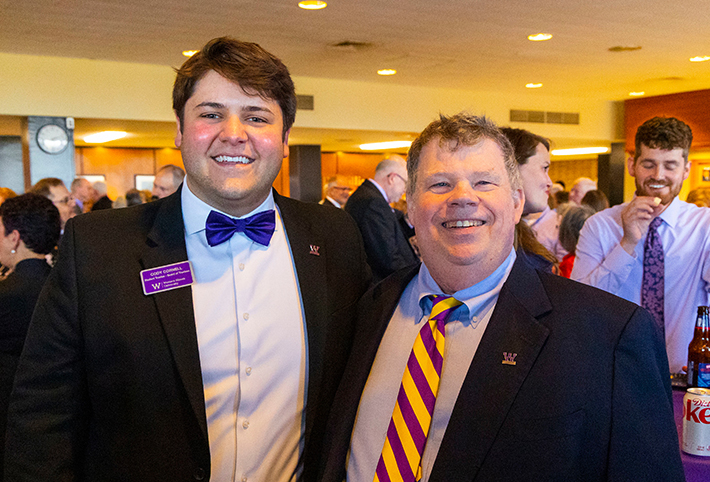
274,192,328,447
138,189,208,442
430,259,551,482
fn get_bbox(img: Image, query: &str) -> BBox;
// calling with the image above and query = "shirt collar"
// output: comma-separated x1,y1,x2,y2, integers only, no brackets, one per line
181,177,276,236
657,196,682,229
368,179,390,203
414,247,517,326
325,196,342,208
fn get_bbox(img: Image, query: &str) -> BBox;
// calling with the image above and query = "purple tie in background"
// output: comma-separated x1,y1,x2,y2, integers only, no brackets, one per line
641,216,664,337
205,210,276,247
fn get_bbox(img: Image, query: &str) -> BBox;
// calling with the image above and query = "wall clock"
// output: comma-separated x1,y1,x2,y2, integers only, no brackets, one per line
36,124,69,154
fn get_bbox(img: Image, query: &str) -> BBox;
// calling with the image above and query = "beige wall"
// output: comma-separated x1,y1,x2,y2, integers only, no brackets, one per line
0,52,621,147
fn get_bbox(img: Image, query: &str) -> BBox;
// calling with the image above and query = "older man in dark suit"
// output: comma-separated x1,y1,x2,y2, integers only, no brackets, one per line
346,156,418,282
5,37,370,482
320,113,683,482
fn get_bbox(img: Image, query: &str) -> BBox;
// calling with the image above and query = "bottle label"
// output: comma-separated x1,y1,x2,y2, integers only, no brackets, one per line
700,364,710,388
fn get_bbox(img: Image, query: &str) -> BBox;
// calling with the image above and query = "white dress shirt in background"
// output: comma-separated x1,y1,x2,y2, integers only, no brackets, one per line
572,197,710,373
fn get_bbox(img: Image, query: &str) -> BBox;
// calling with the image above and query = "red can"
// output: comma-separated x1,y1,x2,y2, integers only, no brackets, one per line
683,387,710,456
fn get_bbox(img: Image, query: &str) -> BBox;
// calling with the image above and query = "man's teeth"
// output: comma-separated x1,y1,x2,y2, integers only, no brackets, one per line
649,184,666,189
444,220,484,228
214,155,252,164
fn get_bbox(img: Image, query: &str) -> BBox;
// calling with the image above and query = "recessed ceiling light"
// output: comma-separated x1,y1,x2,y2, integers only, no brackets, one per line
526,83,543,89
528,33,552,41
629,91,645,96
360,141,412,151
84,131,128,144
690,56,710,62
298,1,327,9
377,69,397,76
551,147,609,156
182,50,199,57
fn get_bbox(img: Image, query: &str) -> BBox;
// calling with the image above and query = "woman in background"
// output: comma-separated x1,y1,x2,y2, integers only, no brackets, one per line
501,127,559,272
558,205,595,278
0,193,61,471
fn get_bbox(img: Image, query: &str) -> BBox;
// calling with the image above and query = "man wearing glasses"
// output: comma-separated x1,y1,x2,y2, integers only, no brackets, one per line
346,156,418,282
30,177,76,232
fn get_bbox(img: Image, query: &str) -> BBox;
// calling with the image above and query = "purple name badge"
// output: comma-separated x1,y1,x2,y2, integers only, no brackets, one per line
140,261,195,295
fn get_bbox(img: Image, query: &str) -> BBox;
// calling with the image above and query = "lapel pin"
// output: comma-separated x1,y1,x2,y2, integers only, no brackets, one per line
502,352,517,365
309,245,320,256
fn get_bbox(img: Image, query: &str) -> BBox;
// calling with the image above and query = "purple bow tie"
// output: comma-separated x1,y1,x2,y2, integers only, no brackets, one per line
205,210,276,247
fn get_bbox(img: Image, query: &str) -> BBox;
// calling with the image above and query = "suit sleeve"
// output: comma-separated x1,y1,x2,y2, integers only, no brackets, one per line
571,215,636,294
4,219,87,481
607,306,684,481
357,200,412,278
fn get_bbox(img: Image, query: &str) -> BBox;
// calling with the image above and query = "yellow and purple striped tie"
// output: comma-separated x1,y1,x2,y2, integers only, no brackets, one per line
374,294,462,482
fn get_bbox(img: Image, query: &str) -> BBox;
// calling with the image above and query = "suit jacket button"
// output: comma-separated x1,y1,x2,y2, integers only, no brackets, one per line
194,467,206,480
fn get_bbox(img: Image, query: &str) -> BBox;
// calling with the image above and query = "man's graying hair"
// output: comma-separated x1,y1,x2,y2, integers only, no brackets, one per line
406,113,521,198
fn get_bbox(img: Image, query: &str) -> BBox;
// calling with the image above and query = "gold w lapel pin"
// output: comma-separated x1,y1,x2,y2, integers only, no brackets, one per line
502,352,517,365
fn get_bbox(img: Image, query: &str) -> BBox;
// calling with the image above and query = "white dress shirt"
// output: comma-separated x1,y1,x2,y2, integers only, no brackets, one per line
572,197,710,372
368,178,390,203
347,249,516,482
182,180,307,482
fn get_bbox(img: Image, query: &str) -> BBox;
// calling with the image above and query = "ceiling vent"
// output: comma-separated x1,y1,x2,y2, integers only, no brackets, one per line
328,41,373,52
296,95,314,111
510,110,579,125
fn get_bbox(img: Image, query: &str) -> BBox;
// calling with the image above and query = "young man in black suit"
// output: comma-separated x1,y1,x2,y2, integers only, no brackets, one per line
5,37,370,482
320,113,683,482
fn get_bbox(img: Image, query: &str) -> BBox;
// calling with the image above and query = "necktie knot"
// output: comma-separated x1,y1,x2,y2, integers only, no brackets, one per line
428,294,463,325
205,209,276,247
649,216,663,230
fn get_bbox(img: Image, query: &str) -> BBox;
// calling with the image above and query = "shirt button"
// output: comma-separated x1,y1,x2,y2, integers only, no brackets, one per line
242,420,249,429
243,313,249,321
194,467,206,480
472,316,479,322
241,476,248,482
239,263,245,271
245,367,252,375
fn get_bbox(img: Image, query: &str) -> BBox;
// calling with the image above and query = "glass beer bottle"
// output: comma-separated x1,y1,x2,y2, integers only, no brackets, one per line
687,306,710,388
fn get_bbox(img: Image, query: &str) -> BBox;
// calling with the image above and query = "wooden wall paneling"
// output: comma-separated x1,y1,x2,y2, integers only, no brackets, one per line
625,89,710,153
80,147,154,200
154,148,184,172
548,158,598,191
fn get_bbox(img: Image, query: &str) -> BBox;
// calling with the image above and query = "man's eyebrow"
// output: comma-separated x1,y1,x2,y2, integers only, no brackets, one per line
194,101,225,109
242,105,274,114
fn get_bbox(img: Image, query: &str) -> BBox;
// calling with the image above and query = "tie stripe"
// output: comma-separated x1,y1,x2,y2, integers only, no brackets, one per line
374,295,462,482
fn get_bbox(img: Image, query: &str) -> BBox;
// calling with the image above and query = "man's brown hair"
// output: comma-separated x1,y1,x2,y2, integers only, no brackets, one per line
634,117,693,162
406,113,521,198
172,37,296,139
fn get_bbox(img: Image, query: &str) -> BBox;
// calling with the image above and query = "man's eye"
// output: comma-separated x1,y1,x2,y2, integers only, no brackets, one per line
201,113,220,119
247,116,267,123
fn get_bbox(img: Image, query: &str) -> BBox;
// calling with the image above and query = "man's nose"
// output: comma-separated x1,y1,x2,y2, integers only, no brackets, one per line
220,116,247,143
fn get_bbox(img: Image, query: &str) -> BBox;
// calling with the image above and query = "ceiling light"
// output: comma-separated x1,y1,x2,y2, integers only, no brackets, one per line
377,69,397,76
526,83,543,89
629,91,645,96
84,131,128,144
551,147,610,156
690,56,710,62
528,33,552,41
182,50,199,57
298,1,327,9
360,141,412,151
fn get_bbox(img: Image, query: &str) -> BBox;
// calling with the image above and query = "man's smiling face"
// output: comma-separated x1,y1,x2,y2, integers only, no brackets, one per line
629,144,689,206
407,137,523,287
176,70,289,217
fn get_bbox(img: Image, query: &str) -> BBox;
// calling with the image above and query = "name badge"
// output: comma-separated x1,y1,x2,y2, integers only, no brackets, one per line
140,261,195,295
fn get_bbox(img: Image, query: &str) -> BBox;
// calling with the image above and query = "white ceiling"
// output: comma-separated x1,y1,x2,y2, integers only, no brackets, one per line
1,0,709,150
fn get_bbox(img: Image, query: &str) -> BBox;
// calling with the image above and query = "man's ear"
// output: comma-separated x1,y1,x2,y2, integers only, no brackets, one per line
626,154,636,177
174,113,183,148
283,128,291,159
683,160,691,181
513,188,525,223
8,229,21,250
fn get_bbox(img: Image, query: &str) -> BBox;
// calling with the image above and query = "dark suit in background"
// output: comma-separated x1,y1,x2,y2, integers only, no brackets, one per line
5,189,370,481
320,258,684,482
0,258,51,477
345,179,417,282
90,195,113,211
